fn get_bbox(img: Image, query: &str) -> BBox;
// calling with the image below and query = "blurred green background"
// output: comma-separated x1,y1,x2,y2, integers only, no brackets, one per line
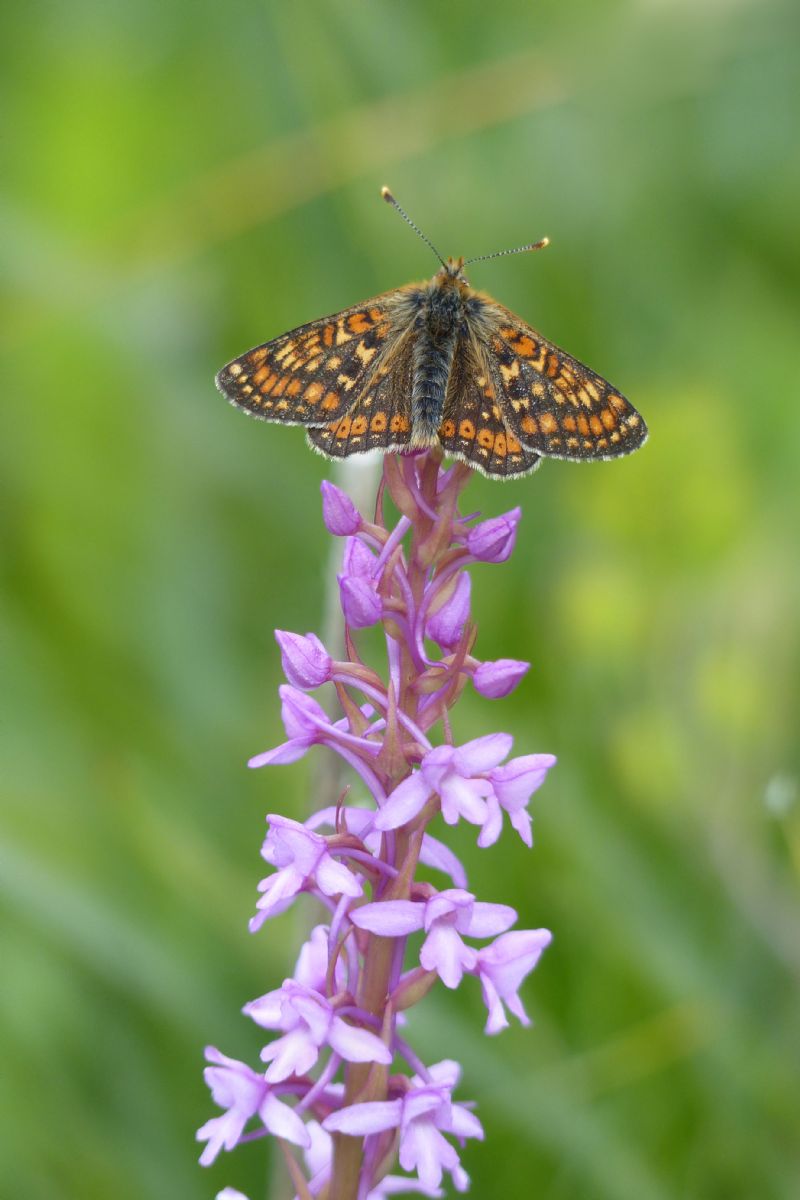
3,1,799,1197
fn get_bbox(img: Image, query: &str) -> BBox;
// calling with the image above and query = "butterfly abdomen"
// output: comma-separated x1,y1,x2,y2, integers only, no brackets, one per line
409,283,463,447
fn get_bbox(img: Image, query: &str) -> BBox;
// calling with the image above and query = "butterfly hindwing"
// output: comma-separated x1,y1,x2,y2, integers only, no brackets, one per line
482,306,647,461
437,334,540,478
215,295,399,428
306,329,416,459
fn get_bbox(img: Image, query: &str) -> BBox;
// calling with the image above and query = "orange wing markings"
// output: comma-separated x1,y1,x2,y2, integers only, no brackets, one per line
436,334,539,479
486,308,647,461
215,295,400,428
306,328,417,460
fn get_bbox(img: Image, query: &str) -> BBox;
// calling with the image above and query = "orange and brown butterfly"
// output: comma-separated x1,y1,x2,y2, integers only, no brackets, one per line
216,189,647,479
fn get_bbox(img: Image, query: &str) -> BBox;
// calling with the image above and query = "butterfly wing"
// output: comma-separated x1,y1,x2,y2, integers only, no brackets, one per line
437,333,540,478
480,305,647,461
216,294,403,429
306,328,416,459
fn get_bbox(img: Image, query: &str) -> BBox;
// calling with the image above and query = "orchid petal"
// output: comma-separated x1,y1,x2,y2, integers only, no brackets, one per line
352,899,425,936
375,773,432,830
323,1099,403,1136
259,1092,311,1147
315,854,363,898
329,1017,392,1064
461,901,517,938
453,732,513,775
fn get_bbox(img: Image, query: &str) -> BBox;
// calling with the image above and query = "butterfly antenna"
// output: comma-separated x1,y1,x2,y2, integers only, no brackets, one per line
463,237,550,267
381,186,447,269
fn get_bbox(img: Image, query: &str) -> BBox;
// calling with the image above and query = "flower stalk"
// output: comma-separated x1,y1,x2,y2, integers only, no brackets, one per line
199,448,555,1199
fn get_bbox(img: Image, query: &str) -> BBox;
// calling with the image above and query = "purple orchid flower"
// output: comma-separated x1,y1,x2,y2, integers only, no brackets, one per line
275,630,333,689
473,929,554,1034
297,1120,445,1199
471,657,530,699
321,479,363,535
249,814,362,932
352,889,517,989
199,452,555,1197
196,1047,310,1165
244,979,392,1081
324,1060,483,1193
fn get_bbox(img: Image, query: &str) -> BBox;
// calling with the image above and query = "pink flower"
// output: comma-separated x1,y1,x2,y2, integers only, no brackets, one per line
321,480,362,535
248,686,331,767
244,980,392,1082
202,450,558,1195
426,573,471,648
298,1121,444,1199
480,753,557,848
275,630,332,689
338,537,383,627
472,658,530,699
375,734,513,833
473,930,552,1034
323,1060,483,1192
196,1047,309,1165
466,508,520,562
340,574,383,627
250,815,362,932
308,806,469,890
351,889,516,989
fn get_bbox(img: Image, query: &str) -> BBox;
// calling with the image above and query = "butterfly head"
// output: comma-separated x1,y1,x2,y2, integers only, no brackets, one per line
434,256,470,288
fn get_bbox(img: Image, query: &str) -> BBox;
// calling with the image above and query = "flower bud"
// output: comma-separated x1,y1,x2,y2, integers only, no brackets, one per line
472,658,530,699
466,507,521,563
321,480,362,535
426,573,471,648
338,575,382,628
275,630,332,689
341,535,376,578
279,685,329,739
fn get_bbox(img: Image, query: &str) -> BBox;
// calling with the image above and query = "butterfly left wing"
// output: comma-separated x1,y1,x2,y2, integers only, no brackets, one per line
306,327,416,459
479,304,647,461
216,296,401,429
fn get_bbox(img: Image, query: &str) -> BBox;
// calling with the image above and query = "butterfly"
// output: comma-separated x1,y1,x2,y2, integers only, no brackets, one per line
216,189,647,479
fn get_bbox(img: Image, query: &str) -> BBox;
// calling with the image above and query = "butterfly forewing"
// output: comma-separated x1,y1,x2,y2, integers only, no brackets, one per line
482,306,647,461
215,296,399,428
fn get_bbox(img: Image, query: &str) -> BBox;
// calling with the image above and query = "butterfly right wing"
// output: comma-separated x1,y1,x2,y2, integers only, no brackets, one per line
216,293,403,429
479,303,647,461
437,332,541,478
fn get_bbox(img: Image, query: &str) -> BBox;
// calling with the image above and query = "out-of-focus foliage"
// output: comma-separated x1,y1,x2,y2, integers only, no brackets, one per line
2,1,798,1197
